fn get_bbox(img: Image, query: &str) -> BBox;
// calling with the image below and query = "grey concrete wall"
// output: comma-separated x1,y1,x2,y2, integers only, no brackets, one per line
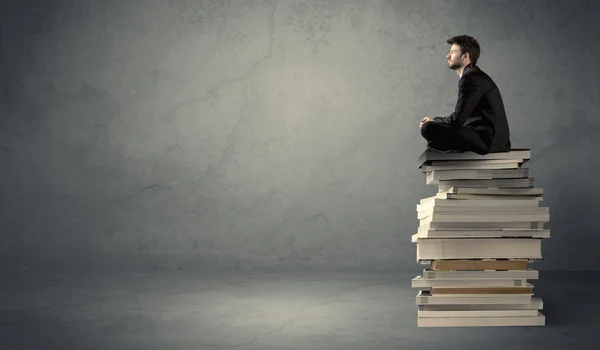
1,0,599,272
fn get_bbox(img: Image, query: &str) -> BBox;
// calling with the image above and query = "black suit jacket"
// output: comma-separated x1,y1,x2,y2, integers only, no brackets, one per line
433,63,511,153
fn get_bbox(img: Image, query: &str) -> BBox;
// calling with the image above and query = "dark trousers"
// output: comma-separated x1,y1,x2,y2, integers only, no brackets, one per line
420,121,491,155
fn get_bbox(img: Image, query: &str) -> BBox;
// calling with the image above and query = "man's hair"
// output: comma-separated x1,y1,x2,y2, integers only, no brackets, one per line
446,35,480,65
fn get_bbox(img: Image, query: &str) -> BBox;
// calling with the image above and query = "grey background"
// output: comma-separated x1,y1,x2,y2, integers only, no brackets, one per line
1,0,599,273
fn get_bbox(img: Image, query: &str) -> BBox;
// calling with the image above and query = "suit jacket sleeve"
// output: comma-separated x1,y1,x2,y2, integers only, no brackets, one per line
433,74,482,126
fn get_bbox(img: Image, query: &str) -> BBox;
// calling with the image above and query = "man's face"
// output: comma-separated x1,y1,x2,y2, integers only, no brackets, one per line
447,44,466,70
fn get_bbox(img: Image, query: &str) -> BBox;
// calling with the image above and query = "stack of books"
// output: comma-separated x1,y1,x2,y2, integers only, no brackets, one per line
411,148,550,327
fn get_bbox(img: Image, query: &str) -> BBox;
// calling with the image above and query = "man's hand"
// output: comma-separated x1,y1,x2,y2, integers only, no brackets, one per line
420,117,433,128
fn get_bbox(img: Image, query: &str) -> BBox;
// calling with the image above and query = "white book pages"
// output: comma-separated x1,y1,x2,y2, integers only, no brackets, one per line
421,269,539,280
418,197,541,208
412,276,529,288
417,312,545,327
419,212,550,223
426,168,529,184
417,149,531,165
441,187,543,196
411,229,550,242
416,238,543,260
418,308,539,318
415,290,532,305
418,297,543,311
421,161,523,171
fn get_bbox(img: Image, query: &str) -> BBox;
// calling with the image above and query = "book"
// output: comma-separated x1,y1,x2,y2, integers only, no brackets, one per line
425,168,529,184
430,259,529,271
416,238,543,261
417,312,545,327
412,148,549,327
417,148,531,165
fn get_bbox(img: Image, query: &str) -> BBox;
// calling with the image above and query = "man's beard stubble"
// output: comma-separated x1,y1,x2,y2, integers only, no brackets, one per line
448,60,462,70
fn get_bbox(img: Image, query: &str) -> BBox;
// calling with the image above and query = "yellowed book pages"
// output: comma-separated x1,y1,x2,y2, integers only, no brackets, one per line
431,284,534,295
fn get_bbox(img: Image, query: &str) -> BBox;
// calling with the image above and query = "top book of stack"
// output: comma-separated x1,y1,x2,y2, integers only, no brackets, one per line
418,149,531,166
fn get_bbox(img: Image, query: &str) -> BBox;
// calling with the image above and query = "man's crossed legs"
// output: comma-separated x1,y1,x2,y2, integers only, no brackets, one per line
420,121,491,155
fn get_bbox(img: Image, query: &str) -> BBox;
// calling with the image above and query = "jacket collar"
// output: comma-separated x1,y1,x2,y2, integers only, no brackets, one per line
464,62,477,72
460,62,478,78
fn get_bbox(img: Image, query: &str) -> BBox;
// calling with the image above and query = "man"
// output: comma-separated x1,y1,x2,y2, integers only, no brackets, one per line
420,35,511,155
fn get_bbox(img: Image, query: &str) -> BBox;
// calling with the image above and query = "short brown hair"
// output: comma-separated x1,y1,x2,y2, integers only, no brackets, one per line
446,35,480,65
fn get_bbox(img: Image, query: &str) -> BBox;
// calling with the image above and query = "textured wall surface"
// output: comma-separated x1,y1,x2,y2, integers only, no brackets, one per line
1,0,599,272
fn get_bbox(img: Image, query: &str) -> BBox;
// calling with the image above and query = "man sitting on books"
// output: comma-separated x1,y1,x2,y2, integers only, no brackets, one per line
419,35,511,155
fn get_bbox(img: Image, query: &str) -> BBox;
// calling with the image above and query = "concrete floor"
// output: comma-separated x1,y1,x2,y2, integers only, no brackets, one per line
1,270,598,350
